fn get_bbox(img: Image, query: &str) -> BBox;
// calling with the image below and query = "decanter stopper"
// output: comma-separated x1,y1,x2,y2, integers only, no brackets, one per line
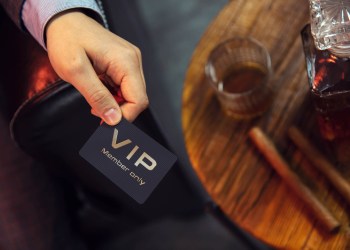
309,0,350,57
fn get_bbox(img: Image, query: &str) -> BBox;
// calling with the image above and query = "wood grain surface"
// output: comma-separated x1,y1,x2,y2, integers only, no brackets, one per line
181,0,350,249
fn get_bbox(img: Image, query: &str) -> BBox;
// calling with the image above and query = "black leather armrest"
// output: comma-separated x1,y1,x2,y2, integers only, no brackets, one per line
0,3,206,219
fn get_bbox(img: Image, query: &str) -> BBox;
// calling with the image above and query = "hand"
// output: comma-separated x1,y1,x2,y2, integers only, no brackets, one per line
46,10,149,125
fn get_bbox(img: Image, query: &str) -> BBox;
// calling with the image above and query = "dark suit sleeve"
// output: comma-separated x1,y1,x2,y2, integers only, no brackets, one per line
0,0,24,28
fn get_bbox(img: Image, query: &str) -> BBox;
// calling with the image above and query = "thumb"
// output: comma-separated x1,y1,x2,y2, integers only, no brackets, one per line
85,86,122,125
64,56,122,125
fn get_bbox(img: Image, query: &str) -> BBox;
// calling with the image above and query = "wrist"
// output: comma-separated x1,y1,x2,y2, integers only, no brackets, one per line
22,0,105,49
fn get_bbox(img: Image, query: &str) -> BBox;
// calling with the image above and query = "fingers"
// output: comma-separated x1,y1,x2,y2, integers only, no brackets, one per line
119,75,149,121
46,11,149,123
110,70,148,122
83,33,148,122
65,52,122,125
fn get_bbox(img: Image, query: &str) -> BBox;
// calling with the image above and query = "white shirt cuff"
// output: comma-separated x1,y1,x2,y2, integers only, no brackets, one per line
22,0,104,49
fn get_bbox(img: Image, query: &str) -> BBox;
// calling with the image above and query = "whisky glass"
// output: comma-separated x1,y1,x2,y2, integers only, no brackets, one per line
205,37,273,119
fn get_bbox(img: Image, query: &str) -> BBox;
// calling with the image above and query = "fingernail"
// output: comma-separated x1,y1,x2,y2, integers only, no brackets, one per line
103,108,121,125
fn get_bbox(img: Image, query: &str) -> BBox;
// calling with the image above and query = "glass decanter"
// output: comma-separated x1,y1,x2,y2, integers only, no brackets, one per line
302,0,350,166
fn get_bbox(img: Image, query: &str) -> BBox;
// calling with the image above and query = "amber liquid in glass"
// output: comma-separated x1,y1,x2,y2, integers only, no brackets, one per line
221,64,266,93
219,63,272,119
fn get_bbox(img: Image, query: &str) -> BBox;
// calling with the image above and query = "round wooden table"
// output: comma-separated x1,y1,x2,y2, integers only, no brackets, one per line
182,0,350,249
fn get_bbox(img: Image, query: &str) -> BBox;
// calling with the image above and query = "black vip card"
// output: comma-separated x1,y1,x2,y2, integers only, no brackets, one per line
79,119,177,204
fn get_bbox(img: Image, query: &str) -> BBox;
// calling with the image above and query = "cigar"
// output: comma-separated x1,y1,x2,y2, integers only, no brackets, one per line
288,126,350,207
249,127,340,233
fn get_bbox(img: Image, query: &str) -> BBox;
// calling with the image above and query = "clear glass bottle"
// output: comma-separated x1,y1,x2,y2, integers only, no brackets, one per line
302,0,350,166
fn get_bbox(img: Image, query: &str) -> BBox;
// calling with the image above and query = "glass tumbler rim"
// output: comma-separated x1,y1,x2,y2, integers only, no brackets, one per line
205,36,272,97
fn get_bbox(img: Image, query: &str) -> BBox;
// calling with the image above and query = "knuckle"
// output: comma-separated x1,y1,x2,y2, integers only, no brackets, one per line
139,97,149,110
66,56,85,75
133,46,142,57
88,89,107,106
126,46,141,60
